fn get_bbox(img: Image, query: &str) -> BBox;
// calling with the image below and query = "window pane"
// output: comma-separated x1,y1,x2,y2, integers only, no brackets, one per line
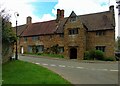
24,37,27,42
69,28,78,35
96,46,105,52
96,31,105,36
59,47,64,53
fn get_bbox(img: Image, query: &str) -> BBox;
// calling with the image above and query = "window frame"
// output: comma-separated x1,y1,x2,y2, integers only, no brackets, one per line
96,46,106,52
59,47,64,53
24,37,27,42
32,36,39,41
96,31,105,36
69,28,78,35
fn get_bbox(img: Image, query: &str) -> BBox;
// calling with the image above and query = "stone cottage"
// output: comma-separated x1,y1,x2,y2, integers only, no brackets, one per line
14,6,115,60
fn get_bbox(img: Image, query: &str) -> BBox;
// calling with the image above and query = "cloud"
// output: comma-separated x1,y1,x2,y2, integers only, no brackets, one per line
0,0,118,37
51,0,118,37
39,14,55,22
0,0,40,26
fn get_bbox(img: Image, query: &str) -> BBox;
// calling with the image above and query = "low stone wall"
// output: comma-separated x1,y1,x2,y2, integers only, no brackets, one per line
2,43,14,64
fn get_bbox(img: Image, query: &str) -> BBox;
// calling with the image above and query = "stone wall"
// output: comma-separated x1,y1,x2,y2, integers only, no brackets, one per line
63,18,86,60
19,34,64,54
2,43,14,63
86,29,115,57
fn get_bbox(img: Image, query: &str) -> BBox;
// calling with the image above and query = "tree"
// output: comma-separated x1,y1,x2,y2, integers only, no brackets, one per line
1,8,17,63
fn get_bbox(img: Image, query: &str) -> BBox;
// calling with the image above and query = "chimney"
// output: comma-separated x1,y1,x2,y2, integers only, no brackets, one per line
60,9,64,19
109,5,114,12
109,5,115,27
57,9,60,22
26,16,32,24
56,9,64,22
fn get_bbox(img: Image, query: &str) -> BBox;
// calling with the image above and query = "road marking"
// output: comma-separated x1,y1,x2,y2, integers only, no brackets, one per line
76,67,84,69
42,63,48,66
35,63,40,64
50,64,56,67
33,62,118,72
59,65,66,67
110,70,118,72
96,69,108,71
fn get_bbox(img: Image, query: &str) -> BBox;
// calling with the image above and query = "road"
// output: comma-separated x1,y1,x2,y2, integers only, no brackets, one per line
19,55,118,84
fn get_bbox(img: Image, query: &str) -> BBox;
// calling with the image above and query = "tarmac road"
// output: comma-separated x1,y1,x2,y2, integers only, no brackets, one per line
19,55,118,84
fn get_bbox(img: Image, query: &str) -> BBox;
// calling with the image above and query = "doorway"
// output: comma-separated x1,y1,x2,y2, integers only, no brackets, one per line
70,47,77,59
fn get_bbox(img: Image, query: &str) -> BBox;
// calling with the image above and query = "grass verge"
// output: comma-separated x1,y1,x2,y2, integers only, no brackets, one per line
2,60,71,85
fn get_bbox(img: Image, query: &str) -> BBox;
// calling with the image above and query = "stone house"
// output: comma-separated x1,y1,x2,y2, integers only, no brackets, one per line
15,6,115,60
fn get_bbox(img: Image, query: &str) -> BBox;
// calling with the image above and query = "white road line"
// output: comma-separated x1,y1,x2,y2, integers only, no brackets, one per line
42,63,48,66
76,67,84,69
59,65,66,67
96,69,108,71
50,64,56,67
109,70,118,72
35,63,40,64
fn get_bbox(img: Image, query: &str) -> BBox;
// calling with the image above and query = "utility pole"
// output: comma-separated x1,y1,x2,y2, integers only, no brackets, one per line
116,0,120,35
14,12,19,60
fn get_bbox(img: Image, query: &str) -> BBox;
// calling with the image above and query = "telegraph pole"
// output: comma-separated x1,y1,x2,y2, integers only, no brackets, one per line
116,0,120,35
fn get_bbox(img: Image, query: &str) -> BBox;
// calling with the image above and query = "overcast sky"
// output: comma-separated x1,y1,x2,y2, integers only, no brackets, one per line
0,0,119,38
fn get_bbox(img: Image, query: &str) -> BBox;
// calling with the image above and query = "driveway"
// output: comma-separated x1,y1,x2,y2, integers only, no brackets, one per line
19,55,118,84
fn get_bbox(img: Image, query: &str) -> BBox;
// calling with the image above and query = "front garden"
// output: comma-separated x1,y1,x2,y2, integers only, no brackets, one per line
84,50,117,61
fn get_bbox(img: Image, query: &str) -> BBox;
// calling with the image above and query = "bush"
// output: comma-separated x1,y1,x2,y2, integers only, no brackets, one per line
104,57,116,61
84,50,105,60
84,51,90,60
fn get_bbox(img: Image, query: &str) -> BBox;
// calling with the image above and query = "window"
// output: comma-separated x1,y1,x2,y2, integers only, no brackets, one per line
70,16,77,22
69,28,78,35
96,31,105,36
32,36,39,41
96,46,105,52
36,45,44,53
24,37,27,42
59,47,64,53
28,45,32,53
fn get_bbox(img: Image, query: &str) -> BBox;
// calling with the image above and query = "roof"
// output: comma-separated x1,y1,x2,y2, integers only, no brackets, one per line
80,11,115,31
15,10,115,37
13,24,27,36
22,20,57,36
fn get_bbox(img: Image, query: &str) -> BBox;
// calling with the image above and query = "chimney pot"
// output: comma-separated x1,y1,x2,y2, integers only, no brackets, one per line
109,5,114,12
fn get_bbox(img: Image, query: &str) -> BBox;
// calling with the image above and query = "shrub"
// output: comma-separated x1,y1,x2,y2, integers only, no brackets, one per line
84,50,105,60
94,50,105,60
104,57,116,61
84,51,90,60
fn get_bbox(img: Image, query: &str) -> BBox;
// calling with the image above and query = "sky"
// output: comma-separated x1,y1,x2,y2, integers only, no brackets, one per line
0,0,119,38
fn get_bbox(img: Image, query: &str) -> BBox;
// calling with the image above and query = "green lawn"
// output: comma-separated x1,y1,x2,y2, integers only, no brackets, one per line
2,60,71,85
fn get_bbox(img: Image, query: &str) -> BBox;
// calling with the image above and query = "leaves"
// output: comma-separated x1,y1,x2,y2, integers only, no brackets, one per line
1,9,17,44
